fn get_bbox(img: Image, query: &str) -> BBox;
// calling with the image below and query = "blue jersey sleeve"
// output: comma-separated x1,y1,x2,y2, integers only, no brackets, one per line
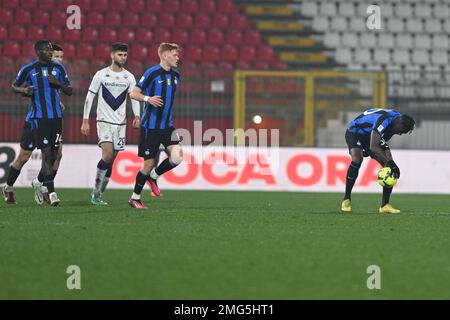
136,68,157,91
14,65,31,86
373,117,395,136
55,62,71,86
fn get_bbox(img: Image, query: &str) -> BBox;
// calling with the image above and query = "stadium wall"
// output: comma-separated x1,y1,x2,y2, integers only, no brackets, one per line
1,143,448,194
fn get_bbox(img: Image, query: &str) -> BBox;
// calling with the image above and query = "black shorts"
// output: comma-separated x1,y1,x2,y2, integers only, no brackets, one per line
20,121,37,151
138,127,180,159
345,130,389,157
34,118,63,150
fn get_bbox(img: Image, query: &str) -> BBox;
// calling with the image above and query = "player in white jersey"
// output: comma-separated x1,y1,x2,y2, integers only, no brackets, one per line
81,43,141,205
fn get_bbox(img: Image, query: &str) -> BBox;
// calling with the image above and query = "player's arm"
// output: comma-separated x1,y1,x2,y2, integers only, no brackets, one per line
129,87,163,107
370,131,400,178
11,67,33,96
81,73,100,135
128,76,141,128
48,74,72,96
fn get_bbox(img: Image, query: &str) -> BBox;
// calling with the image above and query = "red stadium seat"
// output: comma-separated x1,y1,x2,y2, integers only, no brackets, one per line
65,30,82,42
207,29,225,45
163,0,180,12
100,28,118,43
81,27,99,42
244,30,262,45
235,60,251,69
203,46,220,62
190,29,206,45
213,13,229,29
135,29,153,44
185,46,202,61
104,12,122,27
119,28,136,43
91,0,109,11
177,13,194,29
0,9,14,24
8,25,26,40
76,44,94,59
15,9,31,25
21,41,35,56
86,12,104,27
4,0,20,9
56,0,73,9
240,46,256,61
131,45,149,61
181,0,198,13
154,29,171,43
258,46,275,62
218,0,238,14
51,11,67,26
144,0,162,12
195,13,211,29
198,0,216,13
71,0,90,10
129,0,145,13
61,43,75,58
4,42,20,57
272,61,287,70
46,26,63,42
159,13,175,29
123,12,139,27
34,10,50,25
225,30,243,45
172,29,189,45
253,61,270,70
147,45,160,62
0,26,7,40
39,0,55,9
140,13,158,28
231,14,251,29
222,45,238,61
95,43,111,60
217,61,234,70
110,0,127,11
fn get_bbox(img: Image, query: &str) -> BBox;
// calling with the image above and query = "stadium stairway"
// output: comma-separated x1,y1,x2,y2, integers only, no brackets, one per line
235,0,338,69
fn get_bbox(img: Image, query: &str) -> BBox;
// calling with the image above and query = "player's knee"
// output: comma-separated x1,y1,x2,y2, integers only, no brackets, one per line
170,154,183,166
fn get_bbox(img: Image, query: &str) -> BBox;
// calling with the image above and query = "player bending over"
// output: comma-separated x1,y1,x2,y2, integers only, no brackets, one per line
342,108,415,214
81,42,140,205
128,43,183,209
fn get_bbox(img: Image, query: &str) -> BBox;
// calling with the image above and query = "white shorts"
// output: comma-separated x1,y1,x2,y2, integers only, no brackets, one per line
97,122,126,151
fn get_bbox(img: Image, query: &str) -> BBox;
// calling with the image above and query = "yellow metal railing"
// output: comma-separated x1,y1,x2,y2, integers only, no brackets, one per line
233,70,387,146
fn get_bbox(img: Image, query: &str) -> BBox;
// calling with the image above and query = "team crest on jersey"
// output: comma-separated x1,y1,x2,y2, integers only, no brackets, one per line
43,70,48,76
52,70,57,76
377,124,384,132
123,74,128,79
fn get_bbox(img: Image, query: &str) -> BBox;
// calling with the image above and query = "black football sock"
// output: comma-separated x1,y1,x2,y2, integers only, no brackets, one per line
52,169,58,180
37,169,45,183
344,161,361,200
43,176,55,193
6,166,21,187
382,187,393,207
155,158,178,176
133,171,149,195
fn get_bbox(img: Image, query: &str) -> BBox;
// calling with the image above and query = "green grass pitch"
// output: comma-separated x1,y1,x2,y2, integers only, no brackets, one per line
1,188,450,299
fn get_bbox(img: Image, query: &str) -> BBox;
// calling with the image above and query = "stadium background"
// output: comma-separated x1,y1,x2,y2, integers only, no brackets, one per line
1,0,450,192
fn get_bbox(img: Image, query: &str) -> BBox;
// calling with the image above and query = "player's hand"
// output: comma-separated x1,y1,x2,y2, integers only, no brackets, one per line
81,120,90,136
149,96,163,107
386,160,400,179
23,85,34,96
47,74,61,87
132,116,140,129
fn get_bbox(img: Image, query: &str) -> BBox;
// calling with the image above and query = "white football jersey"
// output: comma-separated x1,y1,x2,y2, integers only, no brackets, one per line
88,67,136,125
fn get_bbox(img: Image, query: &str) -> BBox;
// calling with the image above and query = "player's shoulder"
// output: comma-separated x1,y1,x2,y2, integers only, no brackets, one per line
19,60,38,72
171,68,180,77
143,64,163,76
51,60,68,71
122,68,136,79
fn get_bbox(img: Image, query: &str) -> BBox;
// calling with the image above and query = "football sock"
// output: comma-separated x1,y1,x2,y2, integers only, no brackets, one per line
52,169,58,180
100,167,112,194
155,158,178,176
382,187,393,207
43,176,55,193
94,159,111,195
37,169,45,183
344,161,361,200
133,171,148,195
6,166,21,187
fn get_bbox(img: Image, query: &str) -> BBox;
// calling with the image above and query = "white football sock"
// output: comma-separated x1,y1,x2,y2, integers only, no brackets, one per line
131,192,141,200
150,168,159,180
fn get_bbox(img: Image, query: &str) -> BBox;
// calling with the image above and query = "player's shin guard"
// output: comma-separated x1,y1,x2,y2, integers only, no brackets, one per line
133,171,149,197
100,167,112,194
382,186,393,207
6,166,21,187
94,159,111,195
344,161,361,200
154,158,178,177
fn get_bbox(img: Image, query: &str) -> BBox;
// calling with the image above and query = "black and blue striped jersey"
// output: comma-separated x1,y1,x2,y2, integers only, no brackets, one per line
14,60,71,120
136,64,180,130
348,108,401,139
